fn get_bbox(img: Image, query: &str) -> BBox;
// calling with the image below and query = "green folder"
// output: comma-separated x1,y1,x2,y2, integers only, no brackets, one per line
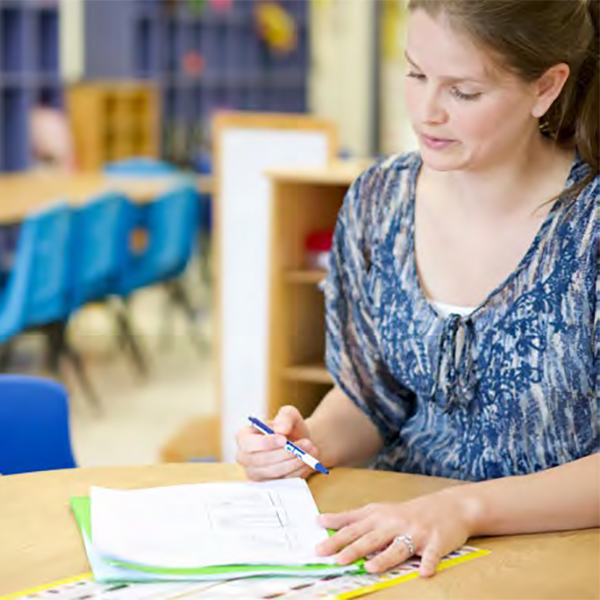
70,497,365,581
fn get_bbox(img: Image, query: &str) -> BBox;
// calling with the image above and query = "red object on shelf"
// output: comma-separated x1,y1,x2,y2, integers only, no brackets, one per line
305,230,333,253
183,52,205,76
305,230,334,270
211,0,232,12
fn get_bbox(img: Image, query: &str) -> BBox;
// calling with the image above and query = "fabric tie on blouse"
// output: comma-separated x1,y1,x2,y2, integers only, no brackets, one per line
432,314,477,411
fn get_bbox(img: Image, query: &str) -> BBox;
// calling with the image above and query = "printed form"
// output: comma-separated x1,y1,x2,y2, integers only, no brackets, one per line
90,478,336,569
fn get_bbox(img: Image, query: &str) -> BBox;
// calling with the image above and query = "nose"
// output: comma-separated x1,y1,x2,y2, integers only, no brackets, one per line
421,87,448,125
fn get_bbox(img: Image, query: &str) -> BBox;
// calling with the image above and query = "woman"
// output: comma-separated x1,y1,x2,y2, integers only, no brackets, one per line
236,0,599,577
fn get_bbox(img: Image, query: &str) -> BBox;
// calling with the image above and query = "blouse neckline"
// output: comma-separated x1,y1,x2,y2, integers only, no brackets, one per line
400,151,581,322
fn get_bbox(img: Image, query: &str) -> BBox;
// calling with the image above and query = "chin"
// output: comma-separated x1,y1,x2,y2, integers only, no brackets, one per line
419,144,469,172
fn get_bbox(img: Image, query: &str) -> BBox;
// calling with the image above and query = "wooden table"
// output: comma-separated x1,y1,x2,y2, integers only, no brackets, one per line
0,464,597,599
0,172,213,224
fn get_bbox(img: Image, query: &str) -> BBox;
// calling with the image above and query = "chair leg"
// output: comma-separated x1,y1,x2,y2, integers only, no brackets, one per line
165,280,207,355
197,229,212,286
112,299,149,378
0,340,14,372
45,322,64,375
45,322,101,412
62,338,102,413
159,287,177,351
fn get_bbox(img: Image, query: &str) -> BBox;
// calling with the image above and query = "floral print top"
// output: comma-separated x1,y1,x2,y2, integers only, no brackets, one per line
325,152,598,481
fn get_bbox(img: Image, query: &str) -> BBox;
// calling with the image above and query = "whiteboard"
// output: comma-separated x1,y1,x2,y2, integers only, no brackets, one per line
217,119,335,461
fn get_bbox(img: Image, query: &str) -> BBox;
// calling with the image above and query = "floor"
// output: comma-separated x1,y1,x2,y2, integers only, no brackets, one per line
8,267,216,468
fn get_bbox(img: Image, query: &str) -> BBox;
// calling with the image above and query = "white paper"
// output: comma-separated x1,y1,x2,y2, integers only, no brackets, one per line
90,479,337,570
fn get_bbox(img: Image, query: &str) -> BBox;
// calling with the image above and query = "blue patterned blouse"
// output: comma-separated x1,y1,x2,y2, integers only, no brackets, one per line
325,152,598,481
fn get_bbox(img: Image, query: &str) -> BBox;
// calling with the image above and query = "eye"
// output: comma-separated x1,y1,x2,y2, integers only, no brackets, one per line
451,87,481,101
407,71,426,81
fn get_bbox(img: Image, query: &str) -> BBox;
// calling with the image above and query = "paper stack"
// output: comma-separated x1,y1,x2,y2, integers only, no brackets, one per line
70,478,364,582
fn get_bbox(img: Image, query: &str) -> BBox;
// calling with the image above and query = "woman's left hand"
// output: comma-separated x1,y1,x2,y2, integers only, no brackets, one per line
316,488,478,577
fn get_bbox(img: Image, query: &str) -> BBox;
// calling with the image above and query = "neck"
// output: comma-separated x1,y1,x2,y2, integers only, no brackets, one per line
423,132,567,219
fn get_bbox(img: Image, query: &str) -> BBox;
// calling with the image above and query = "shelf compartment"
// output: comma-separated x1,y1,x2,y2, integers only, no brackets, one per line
134,15,157,78
36,7,59,74
270,381,333,420
0,7,25,74
0,87,30,171
285,269,326,285
282,363,332,384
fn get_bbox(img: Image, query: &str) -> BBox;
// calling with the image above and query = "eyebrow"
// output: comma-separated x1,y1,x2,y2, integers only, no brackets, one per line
404,51,487,85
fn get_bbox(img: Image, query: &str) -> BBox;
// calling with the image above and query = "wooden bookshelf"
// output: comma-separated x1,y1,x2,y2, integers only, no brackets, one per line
266,161,369,419
285,269,327,284
66,81,159,171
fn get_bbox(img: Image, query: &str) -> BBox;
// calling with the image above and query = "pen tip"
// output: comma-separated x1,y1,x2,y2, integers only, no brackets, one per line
316,464,329,475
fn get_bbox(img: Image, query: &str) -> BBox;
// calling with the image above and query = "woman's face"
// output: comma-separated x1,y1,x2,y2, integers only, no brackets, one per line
405,9,541,172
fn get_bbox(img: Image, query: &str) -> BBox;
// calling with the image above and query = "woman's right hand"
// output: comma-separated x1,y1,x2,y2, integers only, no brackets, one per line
236,406,320,481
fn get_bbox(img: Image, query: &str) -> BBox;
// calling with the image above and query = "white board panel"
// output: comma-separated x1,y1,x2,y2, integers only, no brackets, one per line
220,128,331,461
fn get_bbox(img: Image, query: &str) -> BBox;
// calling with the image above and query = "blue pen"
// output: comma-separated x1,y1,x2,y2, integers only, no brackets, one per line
248,416,329,475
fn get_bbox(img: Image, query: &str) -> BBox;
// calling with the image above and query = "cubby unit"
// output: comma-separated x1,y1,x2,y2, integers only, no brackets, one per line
66,82,159,171
82,0,309,162
266,161,369,419
0,0,61,172
0,86,30,172
0,5,25,74
35,6,59,74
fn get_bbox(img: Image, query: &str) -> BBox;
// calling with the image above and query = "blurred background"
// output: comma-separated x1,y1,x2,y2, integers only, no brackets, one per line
0,0,417,470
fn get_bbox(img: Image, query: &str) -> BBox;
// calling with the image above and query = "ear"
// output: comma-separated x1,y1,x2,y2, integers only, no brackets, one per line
531,63,570,118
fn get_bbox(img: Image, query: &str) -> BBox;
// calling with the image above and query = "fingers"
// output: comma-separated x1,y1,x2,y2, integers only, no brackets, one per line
236,426,286,454
365,535,414,573
338,529,390,566
318,506,367,532
272,405,305,437
236,425,320,481
419,541,442,578
316,508,371,556
248,439,319,480
246,454,310,481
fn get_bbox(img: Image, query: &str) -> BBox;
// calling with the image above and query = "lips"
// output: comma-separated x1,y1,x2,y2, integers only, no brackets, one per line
420,134,456,150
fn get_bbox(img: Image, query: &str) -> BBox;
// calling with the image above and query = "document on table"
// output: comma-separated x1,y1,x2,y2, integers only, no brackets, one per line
90,478,338,570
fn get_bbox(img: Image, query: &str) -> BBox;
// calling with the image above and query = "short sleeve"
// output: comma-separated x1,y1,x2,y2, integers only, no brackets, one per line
324,170,415,446
594,182,599,435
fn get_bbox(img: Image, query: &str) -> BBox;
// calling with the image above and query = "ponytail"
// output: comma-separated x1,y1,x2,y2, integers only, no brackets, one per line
544,0,599,181
575,0,599,175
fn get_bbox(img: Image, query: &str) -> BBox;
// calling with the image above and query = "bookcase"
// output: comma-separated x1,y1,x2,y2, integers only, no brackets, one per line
66,81,159,170
82,0,310,163
0,0,61,172
266,161,369,419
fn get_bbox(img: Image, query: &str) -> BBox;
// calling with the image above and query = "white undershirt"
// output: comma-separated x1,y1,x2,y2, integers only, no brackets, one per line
430,300,476,318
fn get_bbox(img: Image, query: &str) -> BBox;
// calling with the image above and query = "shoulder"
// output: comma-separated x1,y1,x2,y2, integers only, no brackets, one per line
339,151,420,241
558,162,599,235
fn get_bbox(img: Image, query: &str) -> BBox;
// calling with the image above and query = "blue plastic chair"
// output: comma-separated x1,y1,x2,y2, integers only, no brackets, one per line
103,157,181,178
71,192,134,310
119,184,203,351
0,204,99,407
121,184,200,291
0,203,72,340
0,375,76,475
70,192,147,376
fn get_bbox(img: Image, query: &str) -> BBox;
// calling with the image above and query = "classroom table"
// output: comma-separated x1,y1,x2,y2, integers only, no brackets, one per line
0,464,597,599
0,172,213,225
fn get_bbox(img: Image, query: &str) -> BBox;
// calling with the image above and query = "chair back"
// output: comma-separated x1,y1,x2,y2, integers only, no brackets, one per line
71,192,133,308
0,203,72,341
121,184,199,294
0,375,76,475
